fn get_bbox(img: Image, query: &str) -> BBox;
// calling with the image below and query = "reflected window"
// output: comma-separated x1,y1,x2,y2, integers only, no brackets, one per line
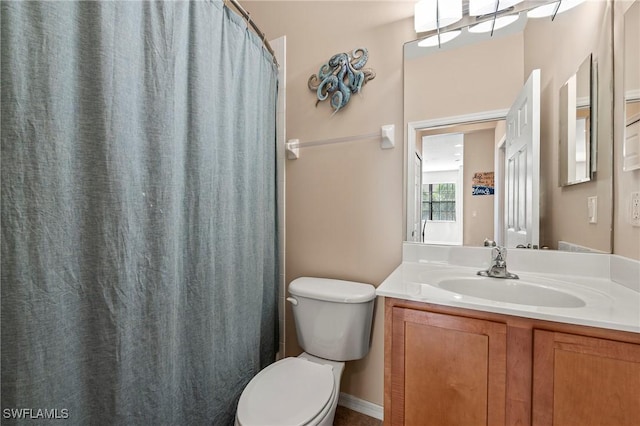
422,183,456,221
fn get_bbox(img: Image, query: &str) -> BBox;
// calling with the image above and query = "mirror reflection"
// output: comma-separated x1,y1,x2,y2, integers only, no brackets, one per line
559,54,595,186
623,1,640,172
404,0,613,253
418,122,502,247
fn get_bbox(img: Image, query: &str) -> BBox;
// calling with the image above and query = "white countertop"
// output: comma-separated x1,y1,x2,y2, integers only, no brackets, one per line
377,245,640,334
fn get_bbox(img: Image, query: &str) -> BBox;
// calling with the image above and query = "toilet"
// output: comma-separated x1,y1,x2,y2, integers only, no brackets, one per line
236,277,376,426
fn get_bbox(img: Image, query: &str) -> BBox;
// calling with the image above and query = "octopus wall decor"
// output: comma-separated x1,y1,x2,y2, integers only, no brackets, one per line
308,48,376,114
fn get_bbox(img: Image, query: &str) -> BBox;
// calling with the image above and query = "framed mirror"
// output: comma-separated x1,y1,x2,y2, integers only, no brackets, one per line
404,0,613,253
623,1,640,172
559,54,596,186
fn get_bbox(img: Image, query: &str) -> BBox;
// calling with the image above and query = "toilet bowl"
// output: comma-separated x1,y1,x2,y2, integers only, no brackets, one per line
235,353,344,426
235,277,376,426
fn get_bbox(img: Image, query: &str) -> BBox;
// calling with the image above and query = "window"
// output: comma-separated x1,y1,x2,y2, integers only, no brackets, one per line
422,183,456,221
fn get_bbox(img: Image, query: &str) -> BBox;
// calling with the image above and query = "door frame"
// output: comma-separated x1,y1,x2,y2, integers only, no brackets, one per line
495,134,507,246
406,109,509,242
413,151,422,242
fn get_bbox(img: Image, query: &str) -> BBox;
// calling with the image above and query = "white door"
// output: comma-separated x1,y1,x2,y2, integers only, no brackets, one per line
412,152,423,242
504,69,540,248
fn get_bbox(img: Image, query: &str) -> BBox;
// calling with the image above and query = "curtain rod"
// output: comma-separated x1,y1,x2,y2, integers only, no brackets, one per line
225,0,279,68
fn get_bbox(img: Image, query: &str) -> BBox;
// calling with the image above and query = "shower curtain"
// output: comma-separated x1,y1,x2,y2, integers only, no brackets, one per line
1,1,278,424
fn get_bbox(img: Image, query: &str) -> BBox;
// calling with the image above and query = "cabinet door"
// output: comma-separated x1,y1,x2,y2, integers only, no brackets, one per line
533,330,640,426
390,307,507,426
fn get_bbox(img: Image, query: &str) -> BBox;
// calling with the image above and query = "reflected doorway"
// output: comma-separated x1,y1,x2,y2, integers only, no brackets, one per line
416,122,504,246
420,133,463,245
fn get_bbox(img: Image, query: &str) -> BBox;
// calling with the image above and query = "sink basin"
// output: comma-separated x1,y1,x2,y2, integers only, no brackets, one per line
437,277,586,308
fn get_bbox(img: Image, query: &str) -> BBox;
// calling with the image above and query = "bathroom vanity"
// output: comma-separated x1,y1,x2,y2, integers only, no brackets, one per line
378,244,640,426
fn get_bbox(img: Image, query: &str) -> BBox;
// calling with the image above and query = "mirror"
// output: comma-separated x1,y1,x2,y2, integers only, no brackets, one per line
404,0,613,252
623,1,640,172
559,54,595,186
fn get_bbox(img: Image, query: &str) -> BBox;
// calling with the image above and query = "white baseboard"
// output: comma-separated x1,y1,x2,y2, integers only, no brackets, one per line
338,392,384,420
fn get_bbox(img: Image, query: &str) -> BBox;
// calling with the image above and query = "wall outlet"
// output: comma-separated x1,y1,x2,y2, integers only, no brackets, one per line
631,192,640,227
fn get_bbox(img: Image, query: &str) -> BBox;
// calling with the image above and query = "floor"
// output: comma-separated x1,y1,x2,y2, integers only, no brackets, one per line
333,406,382,426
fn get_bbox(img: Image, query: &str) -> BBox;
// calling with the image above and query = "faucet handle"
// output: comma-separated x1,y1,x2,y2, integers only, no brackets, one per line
492,246,506,261
483,238,497,247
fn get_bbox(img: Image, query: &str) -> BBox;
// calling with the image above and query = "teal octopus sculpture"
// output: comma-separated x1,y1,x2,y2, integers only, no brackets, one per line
308,48,376,114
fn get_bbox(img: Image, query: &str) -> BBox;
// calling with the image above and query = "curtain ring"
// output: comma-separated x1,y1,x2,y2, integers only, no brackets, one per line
246,12,252,31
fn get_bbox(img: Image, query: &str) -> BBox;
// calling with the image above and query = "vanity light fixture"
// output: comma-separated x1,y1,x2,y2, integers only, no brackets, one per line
414,0,463,33
468,1,523,36
468,14,519,33
527,2,559,18
418,30,462,48
527,0,586,19
468,0,523,17
414,0,586,50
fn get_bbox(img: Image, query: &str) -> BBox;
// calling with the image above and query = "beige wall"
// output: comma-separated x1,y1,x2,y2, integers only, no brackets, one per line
523,0,614,252
614,0,640,259
242,1,415,405
463,129,496,246
404,33,524,124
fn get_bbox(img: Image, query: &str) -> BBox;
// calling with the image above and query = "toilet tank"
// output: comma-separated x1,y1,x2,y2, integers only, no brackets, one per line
288,277,376,361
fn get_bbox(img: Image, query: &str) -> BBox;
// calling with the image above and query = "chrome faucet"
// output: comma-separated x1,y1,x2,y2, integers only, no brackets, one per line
477,246,519,279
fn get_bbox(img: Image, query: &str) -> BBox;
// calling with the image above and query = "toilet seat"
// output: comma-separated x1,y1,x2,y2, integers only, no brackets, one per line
236,357,336,426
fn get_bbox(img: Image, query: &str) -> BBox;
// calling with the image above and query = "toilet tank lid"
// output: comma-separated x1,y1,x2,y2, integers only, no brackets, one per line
289,277,376,303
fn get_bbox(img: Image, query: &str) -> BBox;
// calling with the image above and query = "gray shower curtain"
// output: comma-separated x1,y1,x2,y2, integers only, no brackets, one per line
1,1,278,424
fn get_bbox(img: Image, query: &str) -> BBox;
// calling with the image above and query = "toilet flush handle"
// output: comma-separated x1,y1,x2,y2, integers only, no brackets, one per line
286,297,298,306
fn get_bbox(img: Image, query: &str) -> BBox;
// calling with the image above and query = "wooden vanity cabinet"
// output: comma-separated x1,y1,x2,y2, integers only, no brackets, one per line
532,330,640,426
389,307,507,425
385,297,640,426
